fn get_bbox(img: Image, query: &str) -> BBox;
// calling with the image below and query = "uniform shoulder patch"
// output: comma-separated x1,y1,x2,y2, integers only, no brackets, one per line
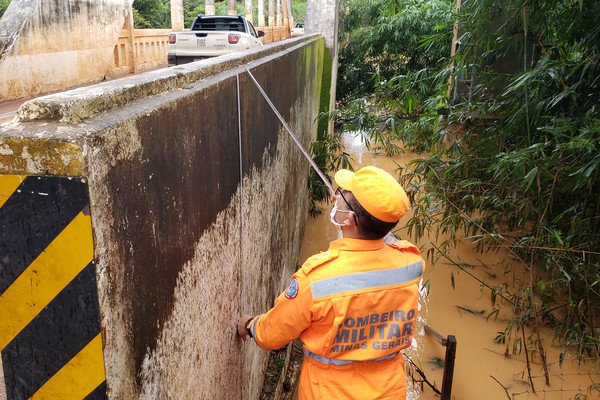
387,240,421,255
284,277,299,299
300,250,339,274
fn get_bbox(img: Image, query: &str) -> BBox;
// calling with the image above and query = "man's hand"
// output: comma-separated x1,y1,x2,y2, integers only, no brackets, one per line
237,314,253,341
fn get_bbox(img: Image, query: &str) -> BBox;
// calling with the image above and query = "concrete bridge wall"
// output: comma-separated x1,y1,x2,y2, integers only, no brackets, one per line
0,0,296,103
0,0,132,102
0,35,324,399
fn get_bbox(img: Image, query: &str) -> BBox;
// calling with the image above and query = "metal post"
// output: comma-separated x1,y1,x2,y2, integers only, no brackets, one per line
424,325,457,400
440,335,457,400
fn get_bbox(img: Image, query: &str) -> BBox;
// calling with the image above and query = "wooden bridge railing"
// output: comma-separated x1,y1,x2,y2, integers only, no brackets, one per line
109,29,171,77
108,25,290,78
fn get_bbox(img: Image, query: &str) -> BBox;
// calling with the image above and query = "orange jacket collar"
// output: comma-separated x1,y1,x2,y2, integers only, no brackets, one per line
329,237,386,252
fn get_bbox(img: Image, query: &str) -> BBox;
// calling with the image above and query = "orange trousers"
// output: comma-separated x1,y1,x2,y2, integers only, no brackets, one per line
296,353,407,400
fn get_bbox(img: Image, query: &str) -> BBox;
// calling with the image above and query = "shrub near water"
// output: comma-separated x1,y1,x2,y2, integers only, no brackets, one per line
403,0,600,361
310,0,454,208
329,0,600,363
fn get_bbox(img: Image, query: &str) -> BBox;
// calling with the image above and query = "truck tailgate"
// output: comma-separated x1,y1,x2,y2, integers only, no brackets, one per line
172,32,232,58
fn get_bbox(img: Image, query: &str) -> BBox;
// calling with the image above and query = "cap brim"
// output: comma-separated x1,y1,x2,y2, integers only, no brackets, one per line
334,169,355,190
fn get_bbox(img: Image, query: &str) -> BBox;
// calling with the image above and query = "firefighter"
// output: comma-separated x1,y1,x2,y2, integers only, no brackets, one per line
237,166,425,399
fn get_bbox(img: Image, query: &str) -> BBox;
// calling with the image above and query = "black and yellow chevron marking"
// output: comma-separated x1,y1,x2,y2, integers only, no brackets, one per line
0,175,107,400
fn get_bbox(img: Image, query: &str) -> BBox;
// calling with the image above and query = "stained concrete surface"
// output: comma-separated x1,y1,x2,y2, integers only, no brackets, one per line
0,0,131,102
1,35,324,399
0,357,5,400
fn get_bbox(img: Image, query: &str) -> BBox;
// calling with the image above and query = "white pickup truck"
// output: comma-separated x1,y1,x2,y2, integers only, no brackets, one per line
168,15,265,66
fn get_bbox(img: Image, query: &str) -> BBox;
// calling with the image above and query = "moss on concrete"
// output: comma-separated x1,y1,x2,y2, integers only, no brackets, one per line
0,138,85,176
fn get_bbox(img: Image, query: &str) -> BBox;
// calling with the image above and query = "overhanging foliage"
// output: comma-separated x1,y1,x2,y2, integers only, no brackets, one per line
331,0,600,363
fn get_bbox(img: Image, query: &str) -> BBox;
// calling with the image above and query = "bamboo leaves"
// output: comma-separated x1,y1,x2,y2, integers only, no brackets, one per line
396,0,600,361
333,0,600,363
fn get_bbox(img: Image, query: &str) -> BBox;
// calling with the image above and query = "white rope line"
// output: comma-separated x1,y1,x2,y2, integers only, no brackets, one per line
243,64,334,196
236,73,247,326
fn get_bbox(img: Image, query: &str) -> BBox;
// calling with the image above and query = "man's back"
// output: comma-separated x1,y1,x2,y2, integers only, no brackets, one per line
237,166,425,400
295,237,424,399
299,237,423,362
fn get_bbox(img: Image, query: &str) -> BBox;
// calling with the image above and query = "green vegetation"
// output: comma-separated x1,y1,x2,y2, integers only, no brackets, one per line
0,0,11,19
291,1,306,23
327,0,600,366
133,0,171,28
311,0,455,208
407,0,600,364
133,0,307,29
337,0,454,101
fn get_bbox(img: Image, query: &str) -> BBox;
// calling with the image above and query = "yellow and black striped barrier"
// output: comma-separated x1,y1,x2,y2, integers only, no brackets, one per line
0,175,106,399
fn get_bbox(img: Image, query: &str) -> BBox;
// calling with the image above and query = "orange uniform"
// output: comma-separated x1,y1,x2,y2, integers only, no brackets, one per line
248,237,425,399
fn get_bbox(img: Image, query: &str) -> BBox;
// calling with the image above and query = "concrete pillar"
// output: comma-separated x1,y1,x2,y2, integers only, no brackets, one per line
277,0,282,26
258,0,265,27
205,0,215,16
268,0,274,26
228,0,236,16
305,0,340,135
306,0,338,59
125,5,137,73
170,0,184,31
282,0,291,33
245,0,253,23
285,0,294,29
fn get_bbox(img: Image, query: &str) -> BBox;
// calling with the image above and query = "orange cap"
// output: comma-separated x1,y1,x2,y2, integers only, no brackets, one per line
334,166,409,223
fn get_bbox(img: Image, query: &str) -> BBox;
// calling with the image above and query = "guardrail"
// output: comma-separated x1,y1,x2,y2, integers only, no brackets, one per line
424,324,457,400
108,25,290,79
260,25,290,44
109,29,171,77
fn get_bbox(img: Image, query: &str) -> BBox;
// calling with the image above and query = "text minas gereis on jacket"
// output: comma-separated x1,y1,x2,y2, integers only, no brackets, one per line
331,308,416,353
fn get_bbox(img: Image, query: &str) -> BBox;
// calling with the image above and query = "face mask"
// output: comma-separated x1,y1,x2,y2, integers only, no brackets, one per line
330,204,344,228
329,204,355,229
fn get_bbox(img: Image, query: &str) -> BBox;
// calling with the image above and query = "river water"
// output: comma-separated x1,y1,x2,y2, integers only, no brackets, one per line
297,133,600,400
1,133,597,400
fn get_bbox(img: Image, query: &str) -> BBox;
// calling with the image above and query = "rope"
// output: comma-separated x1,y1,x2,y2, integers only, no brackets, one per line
243,64,334,196
236,73,247,343
236,72,244,229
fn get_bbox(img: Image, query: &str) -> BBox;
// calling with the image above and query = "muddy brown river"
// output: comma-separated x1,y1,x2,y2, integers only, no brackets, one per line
297,133,600,400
